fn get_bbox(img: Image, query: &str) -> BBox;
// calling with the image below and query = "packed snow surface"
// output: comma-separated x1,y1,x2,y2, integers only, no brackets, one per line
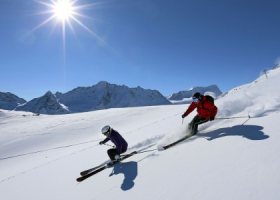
0,67,280,200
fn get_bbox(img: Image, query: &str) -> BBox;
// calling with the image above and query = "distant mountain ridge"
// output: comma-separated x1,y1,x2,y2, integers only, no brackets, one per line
15,91,69,114
168,85,222,101
55,81,171,113
0,92,26,110
1,82,222,115
10,81,171,114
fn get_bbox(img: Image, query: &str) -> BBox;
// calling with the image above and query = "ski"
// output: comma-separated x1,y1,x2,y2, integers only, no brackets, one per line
76,151,137,182
80,160,111,176
162,134,194,150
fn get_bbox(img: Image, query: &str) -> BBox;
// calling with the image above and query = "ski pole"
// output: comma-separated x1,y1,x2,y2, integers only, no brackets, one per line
103,144,115,148
215,115,251,120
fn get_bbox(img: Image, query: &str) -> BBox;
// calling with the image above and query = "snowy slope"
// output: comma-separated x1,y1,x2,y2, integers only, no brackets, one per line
0,67,280,200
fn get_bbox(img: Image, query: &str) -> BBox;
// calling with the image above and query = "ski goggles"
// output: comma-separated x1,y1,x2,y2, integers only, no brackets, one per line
103,129,112,137
192,97,199,102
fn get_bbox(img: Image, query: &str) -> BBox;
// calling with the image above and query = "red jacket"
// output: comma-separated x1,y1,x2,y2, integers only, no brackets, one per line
184,96,218,119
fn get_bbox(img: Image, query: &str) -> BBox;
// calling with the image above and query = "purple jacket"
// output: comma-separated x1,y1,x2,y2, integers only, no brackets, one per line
102,129,128,154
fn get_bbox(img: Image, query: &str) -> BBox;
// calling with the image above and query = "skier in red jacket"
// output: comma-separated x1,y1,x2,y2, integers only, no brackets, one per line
182,92,218,135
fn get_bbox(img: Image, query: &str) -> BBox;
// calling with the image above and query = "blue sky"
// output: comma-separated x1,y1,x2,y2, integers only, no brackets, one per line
1,0,280,101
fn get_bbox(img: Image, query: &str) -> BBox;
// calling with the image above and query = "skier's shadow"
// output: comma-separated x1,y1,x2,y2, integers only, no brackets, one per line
109,161,138,191
201,125,269,141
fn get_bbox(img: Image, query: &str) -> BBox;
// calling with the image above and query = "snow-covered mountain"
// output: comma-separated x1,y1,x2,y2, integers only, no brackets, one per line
15,91,69,115
55,81,171,113
0,92,26,110
2,82,222,114
10,82,171,115
168,85,222,101
1,67,280,200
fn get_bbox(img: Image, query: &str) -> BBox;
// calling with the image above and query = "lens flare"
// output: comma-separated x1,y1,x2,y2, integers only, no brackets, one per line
53,0,74,21
31,0,107,45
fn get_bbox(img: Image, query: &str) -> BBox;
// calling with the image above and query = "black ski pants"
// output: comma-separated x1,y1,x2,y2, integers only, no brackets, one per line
188,115,209,134
107,148,127,160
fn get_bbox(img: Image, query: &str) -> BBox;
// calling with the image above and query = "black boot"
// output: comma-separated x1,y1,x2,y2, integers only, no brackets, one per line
191,129,198,135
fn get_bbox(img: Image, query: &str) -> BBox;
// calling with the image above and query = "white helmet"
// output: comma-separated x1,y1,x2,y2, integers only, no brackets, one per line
101,125,112,136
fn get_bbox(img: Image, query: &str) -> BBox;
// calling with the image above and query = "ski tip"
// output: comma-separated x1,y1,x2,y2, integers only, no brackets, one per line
162,146,169,150
157,145,165,151
76,178,83,182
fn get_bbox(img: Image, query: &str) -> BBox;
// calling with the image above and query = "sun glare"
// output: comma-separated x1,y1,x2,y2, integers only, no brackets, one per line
32,0,107,42
32,0,94,34
31,0,109,58
53,0,74,21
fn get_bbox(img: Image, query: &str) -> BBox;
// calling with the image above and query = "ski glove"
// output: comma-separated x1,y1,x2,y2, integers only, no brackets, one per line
182,114,186,118
210,117,215,121
99,141,104,145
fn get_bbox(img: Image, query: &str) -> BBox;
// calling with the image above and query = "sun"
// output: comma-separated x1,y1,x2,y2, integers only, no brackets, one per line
32,0,107,43
52,0,75,21
30,0,110,64
32,0,94,33
30,0,110,50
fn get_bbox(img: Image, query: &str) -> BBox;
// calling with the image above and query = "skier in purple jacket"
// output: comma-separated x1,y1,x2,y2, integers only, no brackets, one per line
99,125,128,164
